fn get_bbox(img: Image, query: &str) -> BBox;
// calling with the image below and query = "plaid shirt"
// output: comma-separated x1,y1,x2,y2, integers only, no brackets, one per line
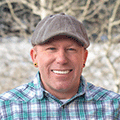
0,72,120,120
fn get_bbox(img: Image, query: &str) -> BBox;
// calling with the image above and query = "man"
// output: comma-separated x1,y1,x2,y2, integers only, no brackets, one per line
0,13,120,119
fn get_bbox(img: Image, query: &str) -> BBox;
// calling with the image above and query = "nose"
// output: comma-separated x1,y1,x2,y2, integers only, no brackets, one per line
56,50,68,65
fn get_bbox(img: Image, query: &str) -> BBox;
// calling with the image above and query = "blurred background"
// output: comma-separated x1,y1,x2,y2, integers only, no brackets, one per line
0,0,120,94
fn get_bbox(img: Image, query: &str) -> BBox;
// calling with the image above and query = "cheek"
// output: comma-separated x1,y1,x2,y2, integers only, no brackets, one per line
37,54,54,72
73,57,84,72
72,55,83,65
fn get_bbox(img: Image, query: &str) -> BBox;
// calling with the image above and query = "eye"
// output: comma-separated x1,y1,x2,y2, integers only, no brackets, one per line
49,47,56,50
46,47,56,51
67,48,76,51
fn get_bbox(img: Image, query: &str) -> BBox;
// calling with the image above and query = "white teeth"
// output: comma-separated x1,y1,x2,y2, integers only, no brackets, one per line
52,70,70,74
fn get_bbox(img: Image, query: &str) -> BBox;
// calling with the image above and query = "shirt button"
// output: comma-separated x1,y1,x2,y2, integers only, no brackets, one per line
61,104,66,109
60,13,65,15
45,93,48,96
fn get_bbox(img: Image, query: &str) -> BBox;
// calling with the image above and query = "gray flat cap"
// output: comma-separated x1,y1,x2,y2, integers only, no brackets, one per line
31,13,90,48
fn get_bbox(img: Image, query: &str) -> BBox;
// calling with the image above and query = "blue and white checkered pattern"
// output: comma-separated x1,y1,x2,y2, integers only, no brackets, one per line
0,72,120,120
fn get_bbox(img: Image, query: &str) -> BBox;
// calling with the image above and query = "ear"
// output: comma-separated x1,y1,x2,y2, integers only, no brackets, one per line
30,47,38,67
83,49,88,66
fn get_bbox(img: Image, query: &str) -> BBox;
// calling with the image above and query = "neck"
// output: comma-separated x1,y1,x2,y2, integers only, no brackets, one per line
47,86,79,99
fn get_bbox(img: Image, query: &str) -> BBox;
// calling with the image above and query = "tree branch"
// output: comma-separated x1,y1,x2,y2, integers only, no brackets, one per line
108,0,120,40
54,0,73,12
82,0,91,17
109,0,120,22
6,0,27,29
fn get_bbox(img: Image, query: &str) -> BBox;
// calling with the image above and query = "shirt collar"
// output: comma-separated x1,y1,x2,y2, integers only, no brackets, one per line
33,71,44,100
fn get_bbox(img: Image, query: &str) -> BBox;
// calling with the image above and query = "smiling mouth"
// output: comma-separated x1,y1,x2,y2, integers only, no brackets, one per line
51,70,72,74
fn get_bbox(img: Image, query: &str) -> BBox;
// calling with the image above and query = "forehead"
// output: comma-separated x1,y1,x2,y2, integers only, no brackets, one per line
41,35,83,46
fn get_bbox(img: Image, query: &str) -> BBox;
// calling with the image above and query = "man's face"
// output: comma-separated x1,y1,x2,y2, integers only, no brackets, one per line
30,36,88,99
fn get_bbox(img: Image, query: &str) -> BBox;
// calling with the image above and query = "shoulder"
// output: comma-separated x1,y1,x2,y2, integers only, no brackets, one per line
0,81,35,119
86,82,120,101
0,81,35,103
